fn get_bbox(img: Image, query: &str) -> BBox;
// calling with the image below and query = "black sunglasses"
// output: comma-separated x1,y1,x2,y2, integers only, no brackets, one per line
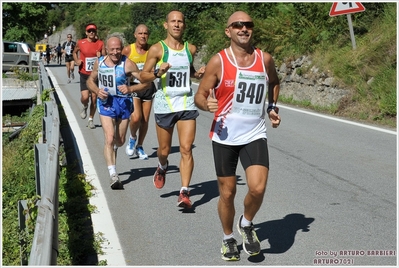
87,29,96,33
228,21,254,30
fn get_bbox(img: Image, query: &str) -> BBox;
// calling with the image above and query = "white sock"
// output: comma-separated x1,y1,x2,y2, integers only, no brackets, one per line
108,165,116,176
241,215,252,227
159,162,168,170
180,187,188,193
223,232,234,241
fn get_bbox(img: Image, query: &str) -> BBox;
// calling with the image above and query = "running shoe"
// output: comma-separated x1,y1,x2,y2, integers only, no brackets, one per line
80,105,88,119
221,238,240,261
125,137,136,156
236,215,261,256
177,190,192,208
71,71,75,80
135,146,148,160
110,173,123,189
88,120,95,129
67,78,71,84
153,161,168,189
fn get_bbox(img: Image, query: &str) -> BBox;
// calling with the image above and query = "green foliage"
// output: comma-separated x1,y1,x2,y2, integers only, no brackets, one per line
2,104,44,265
2,3,51,45
311,2,396,124
3,96,104,265
11,67,39,81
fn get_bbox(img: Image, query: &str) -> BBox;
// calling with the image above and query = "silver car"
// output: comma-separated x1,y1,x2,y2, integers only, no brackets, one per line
2,41,35,72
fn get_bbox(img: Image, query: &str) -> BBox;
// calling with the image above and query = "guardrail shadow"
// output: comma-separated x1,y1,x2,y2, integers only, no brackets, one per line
53,92,99,265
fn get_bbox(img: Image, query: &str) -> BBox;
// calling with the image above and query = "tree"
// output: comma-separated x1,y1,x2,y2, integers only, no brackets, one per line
2,3,50,44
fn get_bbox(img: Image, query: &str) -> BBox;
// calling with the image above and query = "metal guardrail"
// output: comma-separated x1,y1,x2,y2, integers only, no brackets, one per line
17,62,60,265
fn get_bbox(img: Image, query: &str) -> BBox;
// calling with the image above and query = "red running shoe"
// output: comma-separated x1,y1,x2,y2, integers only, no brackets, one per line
153,162,168,189
177,190,192,208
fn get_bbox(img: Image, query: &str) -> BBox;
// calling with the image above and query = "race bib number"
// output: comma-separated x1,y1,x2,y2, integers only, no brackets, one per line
85,57,97,72
164,66,190,97
98,67,117,95
231,70,266,117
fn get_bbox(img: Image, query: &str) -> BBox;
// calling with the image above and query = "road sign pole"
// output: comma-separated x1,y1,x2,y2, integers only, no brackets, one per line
347,14,356,50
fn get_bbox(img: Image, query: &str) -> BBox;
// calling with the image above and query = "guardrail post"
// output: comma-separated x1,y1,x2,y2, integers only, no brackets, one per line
18,200,29,265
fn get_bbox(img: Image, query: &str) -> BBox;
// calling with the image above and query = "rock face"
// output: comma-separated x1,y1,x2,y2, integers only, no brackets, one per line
39,25,78,47
276,55,351,107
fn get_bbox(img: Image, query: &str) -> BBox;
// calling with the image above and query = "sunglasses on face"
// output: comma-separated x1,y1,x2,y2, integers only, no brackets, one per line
228,21,254,30
87,29,96,33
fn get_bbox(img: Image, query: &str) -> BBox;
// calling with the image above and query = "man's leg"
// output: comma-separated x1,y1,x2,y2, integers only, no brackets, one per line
130,98,142,139
243,165,268,221
89,91,97,119
155,123,173,166
137,99,152,146
125,98,141,156
176,119,196,188
217,176,237,236
99,115,116,166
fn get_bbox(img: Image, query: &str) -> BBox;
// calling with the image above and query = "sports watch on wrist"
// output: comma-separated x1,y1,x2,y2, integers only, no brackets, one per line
267,103,279,114
153,69,161,78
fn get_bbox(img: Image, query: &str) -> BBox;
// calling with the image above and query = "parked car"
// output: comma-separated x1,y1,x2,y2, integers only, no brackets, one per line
2,41,35,72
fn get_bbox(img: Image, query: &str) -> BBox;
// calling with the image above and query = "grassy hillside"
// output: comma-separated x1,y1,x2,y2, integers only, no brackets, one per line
311,4,396,127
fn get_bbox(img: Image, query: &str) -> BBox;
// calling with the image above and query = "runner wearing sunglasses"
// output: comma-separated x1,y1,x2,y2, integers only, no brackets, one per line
195,11,281,261
73,23,106,129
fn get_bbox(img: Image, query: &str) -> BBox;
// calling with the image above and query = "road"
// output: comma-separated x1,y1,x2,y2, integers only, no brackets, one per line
46,64,397,266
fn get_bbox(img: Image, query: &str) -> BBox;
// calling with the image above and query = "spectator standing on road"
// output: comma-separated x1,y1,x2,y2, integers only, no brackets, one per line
62,34,77,84
87,34,151,189
194,11,281,261
122,24,156,160
140,10,206,209
56,43,62,65
73,23,105,129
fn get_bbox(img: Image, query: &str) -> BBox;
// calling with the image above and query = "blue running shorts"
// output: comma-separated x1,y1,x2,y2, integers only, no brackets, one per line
97,95,133,120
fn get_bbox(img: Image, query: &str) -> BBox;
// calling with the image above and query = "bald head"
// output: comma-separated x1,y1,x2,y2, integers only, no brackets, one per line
135,24,148,34
227,11,252,27
166,10,185,23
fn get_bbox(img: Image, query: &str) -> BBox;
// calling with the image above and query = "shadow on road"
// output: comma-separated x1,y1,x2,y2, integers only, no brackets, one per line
244,213,315,263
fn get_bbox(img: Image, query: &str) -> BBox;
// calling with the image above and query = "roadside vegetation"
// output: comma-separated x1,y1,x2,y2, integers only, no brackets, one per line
2,89,104,265
1,2,396,266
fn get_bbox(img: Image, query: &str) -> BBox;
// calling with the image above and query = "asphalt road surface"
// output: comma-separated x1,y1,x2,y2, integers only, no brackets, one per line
46,64,397,266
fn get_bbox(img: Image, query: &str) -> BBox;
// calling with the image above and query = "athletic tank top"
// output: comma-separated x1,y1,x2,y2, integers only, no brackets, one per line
127,44,148,83
77,38,104,75
210,47,269,145
97,55,130,97
63,41,76,56
153,40,196,113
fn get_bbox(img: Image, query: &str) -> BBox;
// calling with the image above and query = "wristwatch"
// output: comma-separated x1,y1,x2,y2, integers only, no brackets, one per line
267,103,279,114
153,69,161,78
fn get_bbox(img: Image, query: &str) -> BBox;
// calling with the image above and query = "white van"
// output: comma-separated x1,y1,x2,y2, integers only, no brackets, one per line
2,41,35,72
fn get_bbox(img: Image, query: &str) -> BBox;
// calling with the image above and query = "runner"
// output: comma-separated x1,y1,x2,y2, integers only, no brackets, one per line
73,23,105,129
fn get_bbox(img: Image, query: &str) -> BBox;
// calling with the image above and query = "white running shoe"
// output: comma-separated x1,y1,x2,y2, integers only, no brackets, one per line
125,137,136,156
135,146,148,160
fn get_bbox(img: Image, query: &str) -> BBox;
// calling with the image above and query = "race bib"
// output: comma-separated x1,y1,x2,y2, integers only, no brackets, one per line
98,67,117,95
85,57,97,72
231,70,266,117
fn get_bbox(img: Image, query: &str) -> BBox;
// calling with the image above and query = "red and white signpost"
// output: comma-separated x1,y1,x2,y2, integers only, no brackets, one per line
329,2,366,49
